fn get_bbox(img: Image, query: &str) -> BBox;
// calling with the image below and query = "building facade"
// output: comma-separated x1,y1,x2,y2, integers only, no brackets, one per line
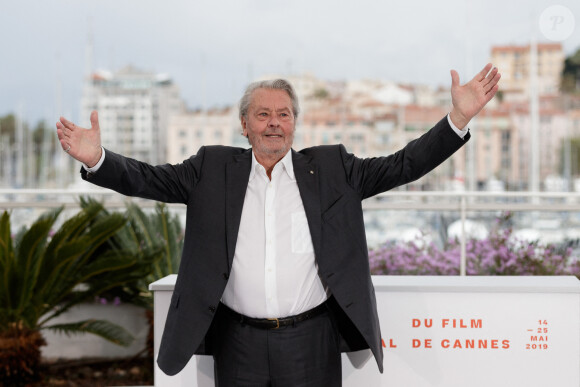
80,66,185,165
166,107,241,164
491,43,564,99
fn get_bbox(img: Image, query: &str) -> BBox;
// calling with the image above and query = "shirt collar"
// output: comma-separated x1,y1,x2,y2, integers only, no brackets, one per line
249,150,295,181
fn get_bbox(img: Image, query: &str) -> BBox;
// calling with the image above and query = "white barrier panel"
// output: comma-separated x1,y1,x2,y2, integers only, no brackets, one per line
150,275,580,387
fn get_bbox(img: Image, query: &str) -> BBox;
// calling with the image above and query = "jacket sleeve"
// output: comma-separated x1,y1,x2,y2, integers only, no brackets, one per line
80,147,206,204
340,115,469,200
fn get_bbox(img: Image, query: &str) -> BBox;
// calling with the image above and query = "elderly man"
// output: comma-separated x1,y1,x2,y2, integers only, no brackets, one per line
57,64,500,386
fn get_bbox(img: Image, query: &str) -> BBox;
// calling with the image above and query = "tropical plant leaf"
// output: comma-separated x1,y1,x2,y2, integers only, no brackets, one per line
1,201,157,383
86,201,183,310
153,203,182,278
0,211,14,315
77,251,137,282
14,209,61,314
78,213,127,262
0,211,13,266
37,239,91,301
42,202,101,261
126,203,155,248
44,319,135,347
1,202,144,334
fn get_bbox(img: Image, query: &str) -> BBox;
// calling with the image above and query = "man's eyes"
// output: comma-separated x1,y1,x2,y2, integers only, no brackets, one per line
256,111,292,118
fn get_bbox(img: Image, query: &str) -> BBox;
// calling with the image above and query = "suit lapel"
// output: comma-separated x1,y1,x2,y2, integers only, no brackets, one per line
292,150,322,259
225,150,252,269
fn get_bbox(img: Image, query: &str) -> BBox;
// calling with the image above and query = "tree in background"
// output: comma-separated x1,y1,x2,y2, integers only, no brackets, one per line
0,114,17,144
0,201,154,386
0,114,58,188
81,198,183,359
561,47,580,94
559,137,580,180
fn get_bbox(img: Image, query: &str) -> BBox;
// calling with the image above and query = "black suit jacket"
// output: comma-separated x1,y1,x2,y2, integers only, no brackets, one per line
82,116,468,376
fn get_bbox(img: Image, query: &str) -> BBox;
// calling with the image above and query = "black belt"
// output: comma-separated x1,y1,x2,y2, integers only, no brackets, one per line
220,301,328,329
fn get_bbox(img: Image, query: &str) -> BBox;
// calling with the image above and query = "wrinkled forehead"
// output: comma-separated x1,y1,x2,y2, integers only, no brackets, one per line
249,88,293,112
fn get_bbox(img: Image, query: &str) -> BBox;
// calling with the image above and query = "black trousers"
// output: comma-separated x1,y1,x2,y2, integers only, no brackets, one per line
211,304,342,387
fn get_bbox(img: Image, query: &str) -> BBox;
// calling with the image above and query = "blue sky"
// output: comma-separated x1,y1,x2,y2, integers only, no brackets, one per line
1,0,579,126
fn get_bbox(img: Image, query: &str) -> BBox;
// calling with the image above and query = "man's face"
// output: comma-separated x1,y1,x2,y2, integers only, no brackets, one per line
241,88,295,161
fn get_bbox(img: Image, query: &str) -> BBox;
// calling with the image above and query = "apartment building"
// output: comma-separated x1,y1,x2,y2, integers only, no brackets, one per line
80,66,185,165
166,107,241,164
163,62,577,191
511,105,569,188
163,74,466,190
491,43,564,99
471,109,515,188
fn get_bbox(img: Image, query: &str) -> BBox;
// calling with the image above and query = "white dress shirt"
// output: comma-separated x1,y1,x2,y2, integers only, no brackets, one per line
221,150,329,318
220,114,465,318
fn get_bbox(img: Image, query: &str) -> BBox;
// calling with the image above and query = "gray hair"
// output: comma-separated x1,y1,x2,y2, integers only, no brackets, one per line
238,79,300,120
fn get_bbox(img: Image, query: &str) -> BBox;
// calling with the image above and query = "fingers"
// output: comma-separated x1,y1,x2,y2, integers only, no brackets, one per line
56,121,68,139
485,84,499,103
56,121,72,139
90,110,99,130
483,66,498,82
56,118,76,155
476,63,493,82
483,71,501,94
450,69,460,88
60,140,71,153
59,116,77,130
56,111,102,159
55,122,70,151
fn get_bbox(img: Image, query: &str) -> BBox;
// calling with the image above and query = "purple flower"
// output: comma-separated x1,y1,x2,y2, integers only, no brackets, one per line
369,213,579,277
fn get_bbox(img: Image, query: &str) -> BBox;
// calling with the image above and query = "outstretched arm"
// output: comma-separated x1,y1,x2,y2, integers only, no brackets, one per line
56,110,103,168
449,63,501,129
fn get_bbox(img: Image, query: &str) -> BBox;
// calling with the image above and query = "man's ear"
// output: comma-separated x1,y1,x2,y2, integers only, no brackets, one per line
241,116,248,137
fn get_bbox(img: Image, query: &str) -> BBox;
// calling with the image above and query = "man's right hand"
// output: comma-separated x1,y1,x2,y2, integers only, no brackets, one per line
56,110,103,168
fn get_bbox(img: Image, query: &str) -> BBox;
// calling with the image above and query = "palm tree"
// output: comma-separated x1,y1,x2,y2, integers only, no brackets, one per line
0,201,153,385
121,202,182,299
84,200,183,358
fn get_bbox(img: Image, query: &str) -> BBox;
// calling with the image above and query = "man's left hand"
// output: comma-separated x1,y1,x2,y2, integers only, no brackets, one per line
449,63,501,129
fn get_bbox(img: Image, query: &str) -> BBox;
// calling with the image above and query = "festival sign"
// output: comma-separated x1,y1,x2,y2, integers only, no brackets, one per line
342,276,580,387
151,275,580,387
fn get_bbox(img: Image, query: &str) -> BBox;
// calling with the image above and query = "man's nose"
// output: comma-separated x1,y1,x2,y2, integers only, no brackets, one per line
268,114,280,127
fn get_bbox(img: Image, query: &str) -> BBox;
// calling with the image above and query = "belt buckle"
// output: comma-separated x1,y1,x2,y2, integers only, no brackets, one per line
267,318,280,329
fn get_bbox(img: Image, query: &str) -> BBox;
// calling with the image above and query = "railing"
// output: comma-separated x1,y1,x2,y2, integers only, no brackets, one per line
2,189,580,276
365,191,580,275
